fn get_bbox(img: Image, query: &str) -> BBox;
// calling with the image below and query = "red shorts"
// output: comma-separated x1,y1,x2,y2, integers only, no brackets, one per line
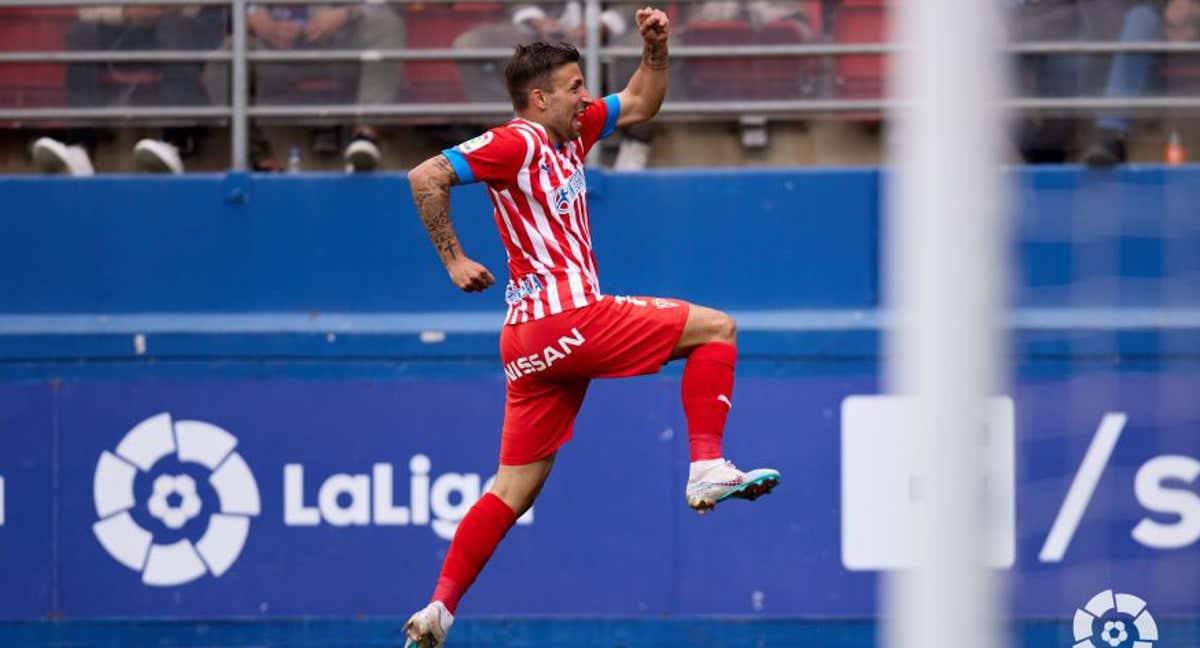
498,295,690,465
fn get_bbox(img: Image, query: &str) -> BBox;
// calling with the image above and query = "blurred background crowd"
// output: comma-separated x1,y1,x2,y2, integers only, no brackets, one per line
1,0,1197,173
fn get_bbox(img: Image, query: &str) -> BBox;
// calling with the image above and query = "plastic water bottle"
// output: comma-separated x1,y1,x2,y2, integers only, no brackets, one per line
287,145,302,173
1165,130,1186,166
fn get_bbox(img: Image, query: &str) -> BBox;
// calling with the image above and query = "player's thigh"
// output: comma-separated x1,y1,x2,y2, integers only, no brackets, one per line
579,296,690,378
668,303,737,360
500,377,588,468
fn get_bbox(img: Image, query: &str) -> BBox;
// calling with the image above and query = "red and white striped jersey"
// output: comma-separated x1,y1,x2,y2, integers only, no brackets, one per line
442,94,622,325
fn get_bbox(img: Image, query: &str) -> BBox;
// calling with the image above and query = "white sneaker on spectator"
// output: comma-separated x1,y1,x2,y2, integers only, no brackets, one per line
344,137,381,173
31,137,94,176
133,139,184,174
614,139,649,171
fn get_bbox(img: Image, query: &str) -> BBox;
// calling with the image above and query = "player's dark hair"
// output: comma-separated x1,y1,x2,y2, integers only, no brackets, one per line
505,41,581,111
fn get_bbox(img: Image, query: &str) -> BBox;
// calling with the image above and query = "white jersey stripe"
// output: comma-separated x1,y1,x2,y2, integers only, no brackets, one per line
556,148,599,290
487,135,553,322
506,190,564,312
499,130,564,319
498,188,563,314
542,152,599,291
562,148,599,296
467,107,614,325
537,157,594,294
490,187,547,320
513,130,589,309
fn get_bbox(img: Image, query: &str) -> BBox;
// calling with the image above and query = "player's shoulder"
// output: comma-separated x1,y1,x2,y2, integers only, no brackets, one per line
454,122,532,155
498,119,551,146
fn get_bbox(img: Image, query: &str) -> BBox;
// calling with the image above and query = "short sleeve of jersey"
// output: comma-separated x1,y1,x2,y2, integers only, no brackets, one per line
579,94,622,154
441,127,528,185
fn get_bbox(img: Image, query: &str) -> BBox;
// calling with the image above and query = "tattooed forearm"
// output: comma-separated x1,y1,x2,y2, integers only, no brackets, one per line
411,156,462,264
643,40,669,70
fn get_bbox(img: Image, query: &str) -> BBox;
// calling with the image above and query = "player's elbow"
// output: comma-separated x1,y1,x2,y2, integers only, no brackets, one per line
407,156,437,185
408,155,456,192
617,89,663,127
406,164,429,192
617,101,659,129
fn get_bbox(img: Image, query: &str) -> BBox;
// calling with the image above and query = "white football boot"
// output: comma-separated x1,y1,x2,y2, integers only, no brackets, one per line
404,600,453,648
685,460,780,515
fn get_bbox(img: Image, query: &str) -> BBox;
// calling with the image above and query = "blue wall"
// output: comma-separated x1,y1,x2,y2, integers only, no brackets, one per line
0,169,879,314
3,167,1199,316
0,168,1198,631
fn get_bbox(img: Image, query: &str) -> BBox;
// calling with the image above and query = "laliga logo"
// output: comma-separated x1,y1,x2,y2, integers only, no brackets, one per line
284,455,533,540
1074,590,1159,648
93,413,260,586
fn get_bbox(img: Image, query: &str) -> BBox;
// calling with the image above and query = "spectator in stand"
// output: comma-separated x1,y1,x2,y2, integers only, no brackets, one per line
226,3,406,171
685,0,812,33
454,1,627,104
627,1,812,170
1008,0,1128,163
200,3,403,171
454,1,812,170
30,5,226,175
1084,0,1200,166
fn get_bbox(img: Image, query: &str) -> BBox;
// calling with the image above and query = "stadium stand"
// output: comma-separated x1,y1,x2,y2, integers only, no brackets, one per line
0,8,72,109
832,0,886,100
404,2,507,103
681,18,818,101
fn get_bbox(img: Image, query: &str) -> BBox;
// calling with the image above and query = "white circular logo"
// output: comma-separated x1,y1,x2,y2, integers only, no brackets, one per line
92,413,260,586
456,131,493,154
1074,589,1158,648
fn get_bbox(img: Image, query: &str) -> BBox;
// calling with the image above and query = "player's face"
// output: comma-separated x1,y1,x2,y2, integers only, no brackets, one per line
543,63,592,141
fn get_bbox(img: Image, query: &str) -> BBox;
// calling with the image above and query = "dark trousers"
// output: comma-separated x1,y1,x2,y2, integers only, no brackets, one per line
61,10,225,152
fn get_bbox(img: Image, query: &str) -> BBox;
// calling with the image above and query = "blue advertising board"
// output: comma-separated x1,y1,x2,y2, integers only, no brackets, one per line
1,167,1198,633
1,366,1197,619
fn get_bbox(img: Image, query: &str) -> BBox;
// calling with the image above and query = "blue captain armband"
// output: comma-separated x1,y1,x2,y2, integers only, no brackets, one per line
440,148,475,185
600,94,621,139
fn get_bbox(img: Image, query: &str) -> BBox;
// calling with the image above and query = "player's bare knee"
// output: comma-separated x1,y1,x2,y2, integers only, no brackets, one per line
488,481,535,516
488,468,549,515
711,311,737,345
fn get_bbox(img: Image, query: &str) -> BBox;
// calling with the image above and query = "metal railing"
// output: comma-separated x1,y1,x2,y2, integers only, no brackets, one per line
4,0,1200,168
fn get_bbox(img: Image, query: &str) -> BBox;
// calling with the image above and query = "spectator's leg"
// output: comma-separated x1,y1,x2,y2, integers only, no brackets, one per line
614,121,655,170
1084,4,1164,166
346,7,404,106
1097,5,1164,135
202,35,232,107
156,10,225,106
58,20,131,170
65,20,109,108
154,8,229,161
453,21,524,103
334,7,404,171
256,54,307,104
1024,53,1087,163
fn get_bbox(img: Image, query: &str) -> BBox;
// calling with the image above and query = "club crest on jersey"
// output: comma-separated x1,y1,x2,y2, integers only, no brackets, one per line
457,131,494,154
553,170,587,214
505,274,545,305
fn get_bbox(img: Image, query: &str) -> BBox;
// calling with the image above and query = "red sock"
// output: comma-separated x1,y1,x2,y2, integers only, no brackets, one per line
681,341,737,461
431,492,517,614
